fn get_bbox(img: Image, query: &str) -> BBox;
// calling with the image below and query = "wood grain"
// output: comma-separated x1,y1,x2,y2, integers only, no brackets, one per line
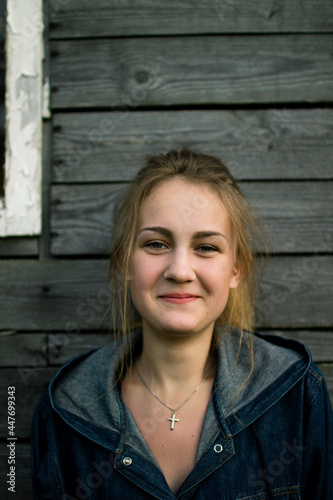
50,35,333,108
50,181,333,255
0,237,39,257
0,259,111,331
47,332,107,366
51,109,333,183
47,0,333,38
0,257,331,330
0,333,47,367
257,255,333,328
51,183,124,255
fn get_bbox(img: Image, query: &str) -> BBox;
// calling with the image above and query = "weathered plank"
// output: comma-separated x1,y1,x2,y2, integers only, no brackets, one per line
47,0,333,38
241,181,333,253
0,237,39,257
47,332,107,366
0,257,332,330
50,35,333,108
51,109,333,183
0,333,47,367
50,182,333,255
0,259,111,331
256,255,333,328
0,443,32,499
51,183,124,255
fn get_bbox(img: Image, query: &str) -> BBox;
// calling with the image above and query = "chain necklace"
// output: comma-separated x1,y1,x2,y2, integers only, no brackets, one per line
136,360,213,430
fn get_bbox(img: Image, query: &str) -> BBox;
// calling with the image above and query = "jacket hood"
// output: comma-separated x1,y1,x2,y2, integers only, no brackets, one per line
49,327,311,445
213,328,310,435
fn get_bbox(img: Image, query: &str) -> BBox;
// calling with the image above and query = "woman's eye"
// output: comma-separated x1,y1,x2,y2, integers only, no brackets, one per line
145,241,167,250
197,245,218,253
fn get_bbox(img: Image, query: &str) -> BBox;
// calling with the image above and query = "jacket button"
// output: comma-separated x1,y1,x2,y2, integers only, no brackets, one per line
123,457,132,466
214,444,223,453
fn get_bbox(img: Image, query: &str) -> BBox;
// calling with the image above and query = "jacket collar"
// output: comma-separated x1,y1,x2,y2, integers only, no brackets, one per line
49,327,311,445
213,327,310,436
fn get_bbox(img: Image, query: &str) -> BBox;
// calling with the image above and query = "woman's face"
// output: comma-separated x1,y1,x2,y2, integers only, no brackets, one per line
130,178,242,341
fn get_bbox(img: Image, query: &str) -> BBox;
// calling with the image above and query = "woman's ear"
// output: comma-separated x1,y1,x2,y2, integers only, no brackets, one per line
229,261,245,289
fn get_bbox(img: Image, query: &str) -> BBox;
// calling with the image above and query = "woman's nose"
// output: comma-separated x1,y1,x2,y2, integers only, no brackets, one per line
163,249,196,283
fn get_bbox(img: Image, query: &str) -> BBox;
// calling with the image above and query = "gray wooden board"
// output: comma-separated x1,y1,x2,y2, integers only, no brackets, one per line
0,259,111,331
50,35,333,108
51,183,124,256
47,0,333,37
256,255,333,328
0,443,32,499
51,109,333,182
241,181,333,253
0,257,332,330
0,237,39,257
47,332,108,366
50,182,333,255
0,333,47,368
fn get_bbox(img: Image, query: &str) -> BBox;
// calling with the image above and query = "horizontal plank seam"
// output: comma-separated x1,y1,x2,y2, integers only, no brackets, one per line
50,103,333,114
49,32,333,42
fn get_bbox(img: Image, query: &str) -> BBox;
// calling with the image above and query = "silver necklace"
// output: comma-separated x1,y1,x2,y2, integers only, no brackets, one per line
136,360,213,430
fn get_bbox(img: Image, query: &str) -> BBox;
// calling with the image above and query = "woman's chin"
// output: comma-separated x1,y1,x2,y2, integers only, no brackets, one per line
145,319,214,340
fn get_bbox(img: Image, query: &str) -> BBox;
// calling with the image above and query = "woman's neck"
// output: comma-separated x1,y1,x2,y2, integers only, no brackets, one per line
136,323,216,402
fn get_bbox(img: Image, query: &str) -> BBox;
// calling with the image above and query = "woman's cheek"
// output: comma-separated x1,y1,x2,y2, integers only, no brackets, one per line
132,254,160,286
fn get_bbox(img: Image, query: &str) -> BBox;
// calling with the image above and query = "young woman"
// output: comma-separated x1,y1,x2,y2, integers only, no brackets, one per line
32,149,332,499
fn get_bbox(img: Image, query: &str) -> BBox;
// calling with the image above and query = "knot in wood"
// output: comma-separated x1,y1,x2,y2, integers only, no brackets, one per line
135,70,150,85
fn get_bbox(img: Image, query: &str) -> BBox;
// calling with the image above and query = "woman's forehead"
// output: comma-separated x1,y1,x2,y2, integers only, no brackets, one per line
137,178,232,235
143,178,223,208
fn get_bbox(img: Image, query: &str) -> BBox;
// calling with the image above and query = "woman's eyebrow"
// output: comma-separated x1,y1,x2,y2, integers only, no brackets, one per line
193,231,228,242
137,227,228,242
137,226,172,237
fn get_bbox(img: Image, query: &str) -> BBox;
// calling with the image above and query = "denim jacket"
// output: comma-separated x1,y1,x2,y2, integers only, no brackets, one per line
31,327,333,499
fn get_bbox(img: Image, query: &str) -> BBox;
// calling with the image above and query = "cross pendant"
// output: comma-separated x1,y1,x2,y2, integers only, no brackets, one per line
168,412,179,430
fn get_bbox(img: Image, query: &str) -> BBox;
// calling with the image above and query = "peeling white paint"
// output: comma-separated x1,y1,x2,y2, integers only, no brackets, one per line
43,77,51,119
0,0,44,236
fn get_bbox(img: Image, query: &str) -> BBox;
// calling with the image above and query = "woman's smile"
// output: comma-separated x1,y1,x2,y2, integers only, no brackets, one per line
158,293,201,304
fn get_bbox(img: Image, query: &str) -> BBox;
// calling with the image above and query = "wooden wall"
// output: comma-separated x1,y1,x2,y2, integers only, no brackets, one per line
0,1,332,498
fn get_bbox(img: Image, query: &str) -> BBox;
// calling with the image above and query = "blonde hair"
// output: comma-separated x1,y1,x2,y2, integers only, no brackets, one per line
109,149,267,380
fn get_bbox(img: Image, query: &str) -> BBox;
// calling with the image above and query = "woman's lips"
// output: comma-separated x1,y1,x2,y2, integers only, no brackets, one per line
159,294,200,304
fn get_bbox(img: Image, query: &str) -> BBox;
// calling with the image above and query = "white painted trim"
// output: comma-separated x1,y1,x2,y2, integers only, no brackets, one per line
0,0,44,236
